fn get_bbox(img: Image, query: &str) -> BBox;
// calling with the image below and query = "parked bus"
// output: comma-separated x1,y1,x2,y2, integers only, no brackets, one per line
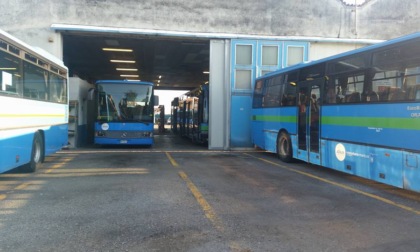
0,29,68,173
171,83,209,143
252,32,420,192
93,80,157,146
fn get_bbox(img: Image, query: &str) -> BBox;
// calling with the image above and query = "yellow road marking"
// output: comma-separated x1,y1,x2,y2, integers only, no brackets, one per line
178,171,225,232
45,156,75,173
165,152,179,167
229,241,250,252
165,152,250,250
245,153,420,215
14,182,31,190
165,152,225,232
0,182,32,201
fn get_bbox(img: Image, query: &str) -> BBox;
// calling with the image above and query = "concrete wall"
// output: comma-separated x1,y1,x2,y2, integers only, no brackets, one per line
209,40,230,150
1,0,419,58
309,42,365,61
68,77,95,147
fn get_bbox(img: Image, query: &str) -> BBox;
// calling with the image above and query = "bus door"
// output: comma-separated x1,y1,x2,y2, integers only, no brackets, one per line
297,78,323,165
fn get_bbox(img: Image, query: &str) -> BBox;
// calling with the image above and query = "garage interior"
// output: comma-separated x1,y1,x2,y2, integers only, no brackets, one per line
62,31,213,148
62,32,210,91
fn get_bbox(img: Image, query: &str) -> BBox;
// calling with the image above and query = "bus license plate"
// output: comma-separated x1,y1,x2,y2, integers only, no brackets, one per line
120,140,128,144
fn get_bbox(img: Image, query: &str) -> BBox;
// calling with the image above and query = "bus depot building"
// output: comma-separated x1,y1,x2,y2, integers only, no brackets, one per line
1,0,419,150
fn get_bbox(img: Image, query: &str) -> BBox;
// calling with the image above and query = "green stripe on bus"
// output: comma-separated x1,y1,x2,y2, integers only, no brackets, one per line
252,115,296,123
322,116,420,130
253,115,419,130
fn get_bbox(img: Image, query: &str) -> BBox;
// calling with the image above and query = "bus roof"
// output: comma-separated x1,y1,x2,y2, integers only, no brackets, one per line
0,29,67,70
96,80,154,86
258,32,420,80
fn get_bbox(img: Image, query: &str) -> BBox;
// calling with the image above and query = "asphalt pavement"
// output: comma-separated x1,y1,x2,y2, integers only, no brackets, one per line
1,131,420,251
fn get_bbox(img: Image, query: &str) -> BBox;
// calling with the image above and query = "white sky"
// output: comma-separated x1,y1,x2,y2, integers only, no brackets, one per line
155,90,189,114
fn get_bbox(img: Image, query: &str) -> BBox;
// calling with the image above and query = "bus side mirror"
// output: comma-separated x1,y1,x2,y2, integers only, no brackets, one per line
154,95,159,106
87,88,96,101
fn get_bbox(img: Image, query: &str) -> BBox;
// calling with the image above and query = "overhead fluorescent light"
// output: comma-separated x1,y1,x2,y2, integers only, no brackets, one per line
0,67,17,70
203,71,210,74
110,60,136,63
126,79,140,82
116,68,138,71
103,48,133,52
120,74,139,77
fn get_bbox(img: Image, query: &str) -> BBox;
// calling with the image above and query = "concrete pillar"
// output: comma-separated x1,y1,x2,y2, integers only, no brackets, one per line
209,39,231,150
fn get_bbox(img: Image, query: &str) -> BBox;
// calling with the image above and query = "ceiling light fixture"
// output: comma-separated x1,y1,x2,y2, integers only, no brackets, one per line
103,48,133,52
120,74,139,77
116,68,138,71
110,60,136,63
203,71,210,74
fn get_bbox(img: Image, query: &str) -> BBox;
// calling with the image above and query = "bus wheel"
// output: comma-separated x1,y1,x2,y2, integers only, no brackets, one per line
22,132,44,173
277,131,292,163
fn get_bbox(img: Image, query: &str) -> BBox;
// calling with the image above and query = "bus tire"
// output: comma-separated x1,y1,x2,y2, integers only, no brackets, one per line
277,131,293,163
22,132,44,173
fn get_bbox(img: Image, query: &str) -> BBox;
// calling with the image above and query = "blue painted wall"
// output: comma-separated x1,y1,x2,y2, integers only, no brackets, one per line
230,39,308,148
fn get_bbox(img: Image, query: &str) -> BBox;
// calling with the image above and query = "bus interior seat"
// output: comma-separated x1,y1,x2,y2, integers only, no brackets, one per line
407,84,420,100
345,92,361,103
362,91,379,102
389,89,406,101
285,95,296,106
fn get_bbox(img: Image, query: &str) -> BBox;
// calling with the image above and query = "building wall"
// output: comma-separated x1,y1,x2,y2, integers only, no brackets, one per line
68,77,95,147
2,0,419,149
0,0,419,59
309,43,366,61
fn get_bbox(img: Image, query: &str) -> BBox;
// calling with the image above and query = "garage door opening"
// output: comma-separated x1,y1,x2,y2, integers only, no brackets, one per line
62,32,210,148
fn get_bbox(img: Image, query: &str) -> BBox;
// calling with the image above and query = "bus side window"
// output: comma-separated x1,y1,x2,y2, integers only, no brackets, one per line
283,72,297,106
334,76,348,103
407,85,420,100
261,75,283,108
416,89,420,100
252,80,263,108
283,87,296,106
345,92,361,103
324,77,336,104
389,88,406,101
362,91,379,102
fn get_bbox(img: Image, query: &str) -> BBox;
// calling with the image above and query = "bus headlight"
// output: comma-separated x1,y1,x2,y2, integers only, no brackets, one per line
142,132,153,137
96,131,106,137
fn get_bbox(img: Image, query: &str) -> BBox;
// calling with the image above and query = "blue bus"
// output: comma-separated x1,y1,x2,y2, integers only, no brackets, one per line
0,29,68,173
93,80,157,146
172,83,209,143
251,32,420,192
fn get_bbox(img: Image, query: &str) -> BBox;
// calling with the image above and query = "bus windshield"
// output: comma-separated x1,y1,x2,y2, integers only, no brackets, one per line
97,83,153,122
